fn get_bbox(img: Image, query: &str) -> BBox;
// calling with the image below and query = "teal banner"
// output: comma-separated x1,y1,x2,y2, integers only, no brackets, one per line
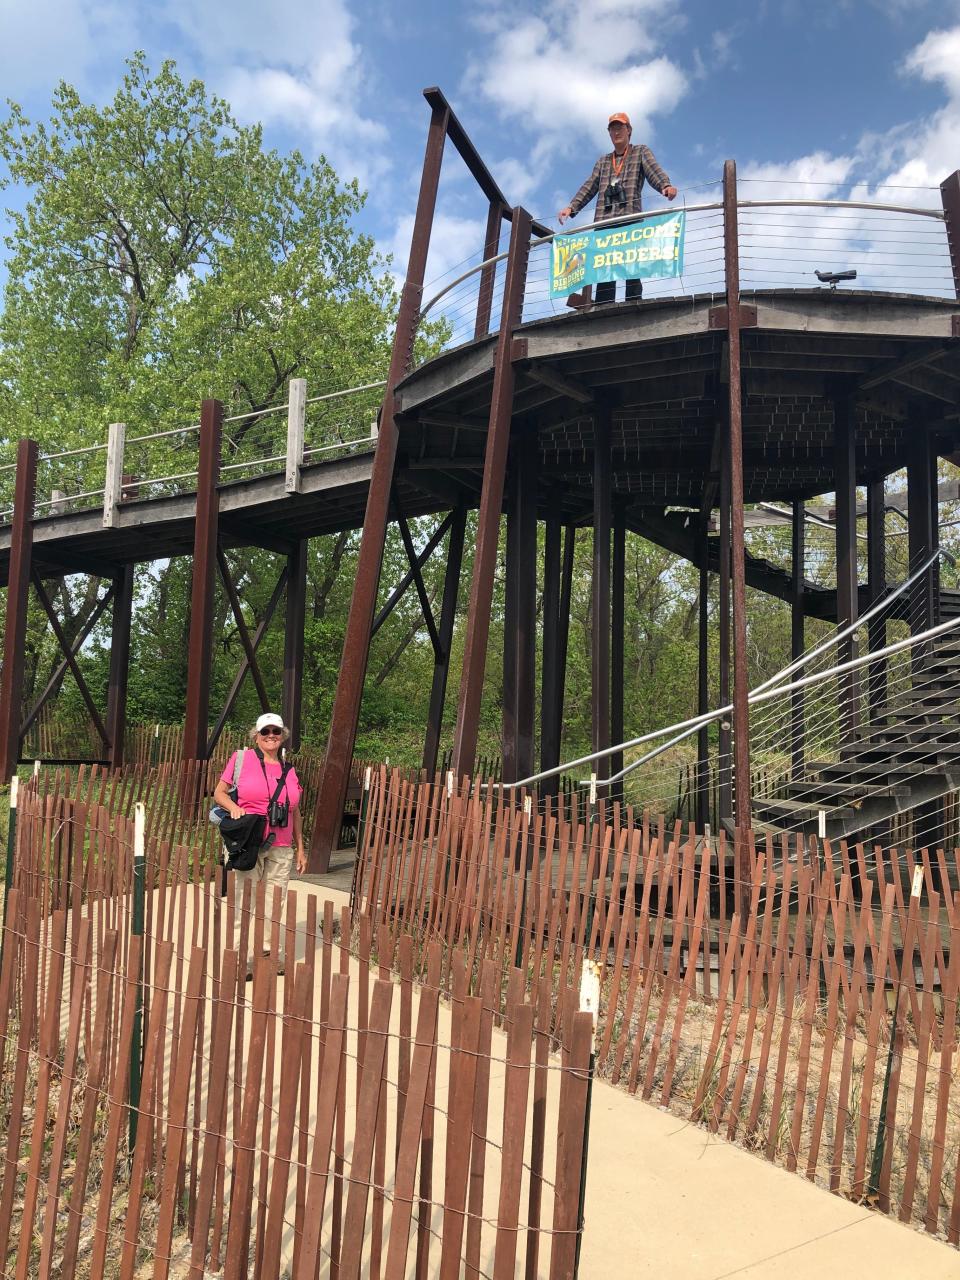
550,210,685,298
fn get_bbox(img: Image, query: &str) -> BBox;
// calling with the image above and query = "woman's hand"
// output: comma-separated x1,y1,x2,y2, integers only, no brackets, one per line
228,803,246,820
296,846,307,874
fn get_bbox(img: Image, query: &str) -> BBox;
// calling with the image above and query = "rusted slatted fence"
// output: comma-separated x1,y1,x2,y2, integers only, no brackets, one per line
0,765,594,1276
352,765,960,1245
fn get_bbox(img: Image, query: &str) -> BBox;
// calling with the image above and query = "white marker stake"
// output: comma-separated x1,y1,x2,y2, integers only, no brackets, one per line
580,959,601,1049
911,865,923,899
9,776,18,810
817,810,826,839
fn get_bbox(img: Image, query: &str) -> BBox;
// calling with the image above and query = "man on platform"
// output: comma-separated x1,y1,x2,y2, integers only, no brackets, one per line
558,112,678,303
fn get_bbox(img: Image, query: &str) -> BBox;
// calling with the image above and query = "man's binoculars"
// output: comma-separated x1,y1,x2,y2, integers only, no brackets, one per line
604,180,626,210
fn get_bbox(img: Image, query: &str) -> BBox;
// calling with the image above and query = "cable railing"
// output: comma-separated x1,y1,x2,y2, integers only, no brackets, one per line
0,376,386,528
413,190,955,361
490,547,952,816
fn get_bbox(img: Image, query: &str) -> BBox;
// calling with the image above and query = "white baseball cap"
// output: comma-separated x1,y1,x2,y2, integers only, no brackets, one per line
255,712,285,732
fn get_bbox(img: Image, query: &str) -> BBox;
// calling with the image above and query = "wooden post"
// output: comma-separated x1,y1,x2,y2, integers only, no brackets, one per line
540,507,562,791
284,378,306,495
103,422,126,528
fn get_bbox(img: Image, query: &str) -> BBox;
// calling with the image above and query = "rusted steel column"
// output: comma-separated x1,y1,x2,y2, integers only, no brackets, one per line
791,501,805,777
0,439,39,780
106,563,135,769
907,430,937,635
540,506,562,789
452,206,533,779
502,451,520,783
311,99,449,868
834,392,859,742
723,160,752,909
941,170,960,298
592,401,612,764
422,503,467,777
283,538,308,752
516,427,538,782
474,200,504,339
183,399,223,762
610,503,626,801
697,527,710,830
718,422,732,824
866,479,887,723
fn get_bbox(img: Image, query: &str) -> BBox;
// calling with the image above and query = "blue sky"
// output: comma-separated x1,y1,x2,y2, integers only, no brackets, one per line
2,0,960,295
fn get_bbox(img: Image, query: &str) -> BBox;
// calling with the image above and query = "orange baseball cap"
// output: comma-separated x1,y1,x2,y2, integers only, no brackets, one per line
608,112,631,128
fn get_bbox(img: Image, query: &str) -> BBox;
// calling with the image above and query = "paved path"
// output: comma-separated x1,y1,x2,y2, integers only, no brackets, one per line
294,875,958,1279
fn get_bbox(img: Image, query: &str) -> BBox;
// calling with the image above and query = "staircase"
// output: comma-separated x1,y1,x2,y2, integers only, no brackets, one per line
750,603,960,843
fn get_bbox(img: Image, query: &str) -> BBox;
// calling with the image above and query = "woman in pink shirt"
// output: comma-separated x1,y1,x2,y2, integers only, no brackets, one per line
213,711,304,976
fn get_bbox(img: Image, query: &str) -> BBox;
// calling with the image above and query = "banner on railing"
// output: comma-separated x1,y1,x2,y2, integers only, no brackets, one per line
550,210,686,298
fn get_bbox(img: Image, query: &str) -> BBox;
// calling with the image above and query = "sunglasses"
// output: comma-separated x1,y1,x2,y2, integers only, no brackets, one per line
259,727,283,737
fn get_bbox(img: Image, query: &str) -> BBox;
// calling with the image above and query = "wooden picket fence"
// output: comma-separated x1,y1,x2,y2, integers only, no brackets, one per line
0,766,594,1277
353,765,960,1245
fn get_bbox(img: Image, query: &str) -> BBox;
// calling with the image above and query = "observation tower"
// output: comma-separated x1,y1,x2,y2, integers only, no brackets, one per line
1,87,960,888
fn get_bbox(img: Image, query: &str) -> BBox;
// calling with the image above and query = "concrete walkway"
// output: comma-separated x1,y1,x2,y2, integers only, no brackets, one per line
293,874,958,1279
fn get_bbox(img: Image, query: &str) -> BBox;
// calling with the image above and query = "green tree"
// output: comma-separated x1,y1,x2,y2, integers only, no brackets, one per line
0,54,405,741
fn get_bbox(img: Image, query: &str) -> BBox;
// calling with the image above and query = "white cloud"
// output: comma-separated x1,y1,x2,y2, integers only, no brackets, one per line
740,152,855,199
464,0,687,148
0,0,137,98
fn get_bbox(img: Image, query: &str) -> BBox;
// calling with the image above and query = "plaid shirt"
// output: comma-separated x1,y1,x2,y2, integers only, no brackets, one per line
568,143,672,223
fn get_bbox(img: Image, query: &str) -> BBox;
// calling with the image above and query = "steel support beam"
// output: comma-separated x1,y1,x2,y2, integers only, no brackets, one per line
474,199,504,339
592,402,612,766
183,399,223,761
0,440,38,780
540,506,562,791
218,546,271,711
452,206,533,779
31,572,110,749
941,170,960,299
283,538,308,751
106,564,135,768
791,501,805,777
834,392,859,742
695,528,710,831
515,427,538,782
611,504,626,803
502,455,519,784
718,423,732,825
207,567,288,756
20,582,115,742
422,504,467,776
907,429,937,635
311,96,450,868
723,160,752,886
866,479,887,724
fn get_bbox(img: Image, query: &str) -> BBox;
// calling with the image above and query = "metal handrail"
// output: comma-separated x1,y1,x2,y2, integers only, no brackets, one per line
493,544,953,792
420,196,947,321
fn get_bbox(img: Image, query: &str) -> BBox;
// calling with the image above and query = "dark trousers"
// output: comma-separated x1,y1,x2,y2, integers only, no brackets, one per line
595,278,643,304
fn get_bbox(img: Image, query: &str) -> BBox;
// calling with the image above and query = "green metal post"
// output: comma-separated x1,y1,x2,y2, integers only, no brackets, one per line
869,989,899,1199
349,766,372,916
129,801,146,1157
514,792,532,971
0,776,19,975
574,959,600,1279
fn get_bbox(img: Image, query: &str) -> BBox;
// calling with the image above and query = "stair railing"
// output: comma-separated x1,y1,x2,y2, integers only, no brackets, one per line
490,545,954,795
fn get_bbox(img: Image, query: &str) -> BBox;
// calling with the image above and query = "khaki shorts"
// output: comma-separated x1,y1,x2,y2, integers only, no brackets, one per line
231,844,295,971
